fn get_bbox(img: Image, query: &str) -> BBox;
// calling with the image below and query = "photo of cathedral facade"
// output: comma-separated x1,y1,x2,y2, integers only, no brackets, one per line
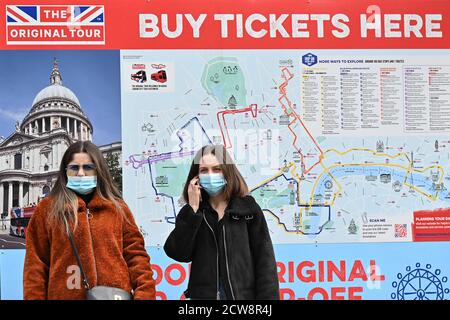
0,59,121,232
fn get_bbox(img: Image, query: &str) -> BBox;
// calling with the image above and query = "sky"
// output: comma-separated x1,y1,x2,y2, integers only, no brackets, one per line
0,50,121,146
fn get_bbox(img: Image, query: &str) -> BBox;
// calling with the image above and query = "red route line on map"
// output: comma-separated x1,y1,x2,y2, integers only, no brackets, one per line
279,67,323,174
217,104,258,149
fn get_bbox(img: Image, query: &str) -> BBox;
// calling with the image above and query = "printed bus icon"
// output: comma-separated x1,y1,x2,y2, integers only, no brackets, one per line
131,70,147,83
151,70,167,83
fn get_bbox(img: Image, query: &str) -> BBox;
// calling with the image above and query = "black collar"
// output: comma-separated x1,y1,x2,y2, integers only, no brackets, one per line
200,195,258,218
74,189,96,206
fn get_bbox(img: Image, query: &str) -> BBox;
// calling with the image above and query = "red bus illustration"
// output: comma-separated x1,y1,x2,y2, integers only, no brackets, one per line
151,70,167,83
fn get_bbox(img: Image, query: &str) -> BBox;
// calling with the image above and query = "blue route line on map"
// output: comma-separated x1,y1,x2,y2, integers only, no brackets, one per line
142,117,213,224
251,172,331,235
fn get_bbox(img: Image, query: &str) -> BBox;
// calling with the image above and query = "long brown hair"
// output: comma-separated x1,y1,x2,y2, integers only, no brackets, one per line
182,145,249,203
49,141,125,231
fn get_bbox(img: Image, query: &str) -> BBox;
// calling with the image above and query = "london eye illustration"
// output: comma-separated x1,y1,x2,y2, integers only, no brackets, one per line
391,263,449,300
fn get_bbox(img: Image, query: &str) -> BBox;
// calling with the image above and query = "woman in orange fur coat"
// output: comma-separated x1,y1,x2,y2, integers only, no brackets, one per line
23,141,156,300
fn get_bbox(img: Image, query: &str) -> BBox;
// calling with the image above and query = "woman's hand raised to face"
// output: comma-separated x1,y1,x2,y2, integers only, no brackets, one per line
188,176,202,213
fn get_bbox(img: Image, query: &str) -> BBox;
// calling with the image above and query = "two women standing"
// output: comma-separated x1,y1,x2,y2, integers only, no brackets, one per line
23,142,279,300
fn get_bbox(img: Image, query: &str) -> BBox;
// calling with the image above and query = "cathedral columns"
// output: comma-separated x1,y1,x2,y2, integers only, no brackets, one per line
7,182,13,215
19,182,23,208
29,184,34,205
51,142,55,168
56,141,61,164
0,183,4,215
26,115,90,140
31,148,35,172
81,123,85,140
74,119,78,140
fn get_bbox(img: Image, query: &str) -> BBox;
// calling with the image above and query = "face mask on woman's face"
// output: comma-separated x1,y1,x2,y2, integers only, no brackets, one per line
199,173,227,196
66,176,97,195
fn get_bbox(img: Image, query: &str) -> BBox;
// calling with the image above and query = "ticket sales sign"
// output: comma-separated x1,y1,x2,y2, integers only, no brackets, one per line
1,0,449,49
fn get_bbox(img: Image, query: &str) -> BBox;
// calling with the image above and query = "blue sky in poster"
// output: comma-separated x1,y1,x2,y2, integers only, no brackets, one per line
0,50,121,146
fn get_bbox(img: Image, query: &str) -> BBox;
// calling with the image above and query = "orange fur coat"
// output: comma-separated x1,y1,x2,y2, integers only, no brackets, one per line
23,193,156,300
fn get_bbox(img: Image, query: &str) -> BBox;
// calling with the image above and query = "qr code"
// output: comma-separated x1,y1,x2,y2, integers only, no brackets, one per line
395,224,407,238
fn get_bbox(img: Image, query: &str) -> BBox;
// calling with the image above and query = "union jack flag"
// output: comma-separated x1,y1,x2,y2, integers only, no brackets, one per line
72,5,104,23
6,5,105,45
6,6,38,23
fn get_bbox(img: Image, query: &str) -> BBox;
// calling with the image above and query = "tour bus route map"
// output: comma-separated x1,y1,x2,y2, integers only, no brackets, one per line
121,50,450,246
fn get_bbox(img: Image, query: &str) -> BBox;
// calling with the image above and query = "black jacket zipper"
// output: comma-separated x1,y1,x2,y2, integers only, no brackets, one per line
222,224,236,300
202,211,220,300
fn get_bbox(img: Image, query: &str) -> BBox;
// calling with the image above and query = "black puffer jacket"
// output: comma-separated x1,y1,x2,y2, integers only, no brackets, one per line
164,195,279,300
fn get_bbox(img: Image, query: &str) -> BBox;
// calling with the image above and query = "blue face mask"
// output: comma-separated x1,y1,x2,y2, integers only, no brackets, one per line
66,176,97,195
199,173,227,196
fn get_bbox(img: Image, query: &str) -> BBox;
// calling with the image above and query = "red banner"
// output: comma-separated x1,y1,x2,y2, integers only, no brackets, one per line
1,0,449,49
413,209,450,242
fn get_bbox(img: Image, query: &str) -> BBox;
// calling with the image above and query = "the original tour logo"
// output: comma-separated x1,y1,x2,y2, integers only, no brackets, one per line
6,5,105,45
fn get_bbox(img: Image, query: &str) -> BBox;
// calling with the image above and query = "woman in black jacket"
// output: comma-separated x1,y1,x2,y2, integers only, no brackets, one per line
164,145,279,300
